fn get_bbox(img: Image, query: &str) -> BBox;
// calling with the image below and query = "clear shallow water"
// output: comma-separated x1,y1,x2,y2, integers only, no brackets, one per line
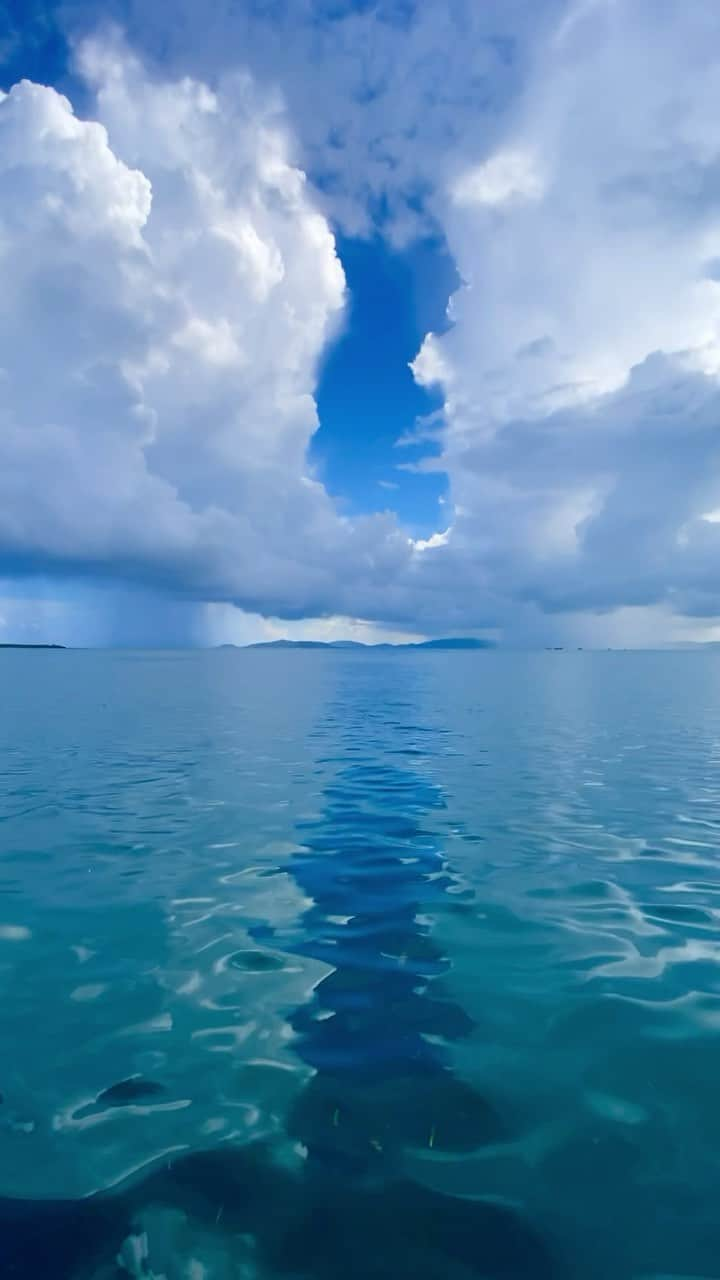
2,650,720,1278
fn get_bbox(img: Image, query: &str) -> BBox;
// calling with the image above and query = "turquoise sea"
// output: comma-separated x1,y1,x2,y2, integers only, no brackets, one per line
2,648,720,1279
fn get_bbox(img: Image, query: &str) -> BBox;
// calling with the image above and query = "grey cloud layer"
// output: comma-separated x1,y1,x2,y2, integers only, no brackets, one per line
61,0,564,243
413,0,720,630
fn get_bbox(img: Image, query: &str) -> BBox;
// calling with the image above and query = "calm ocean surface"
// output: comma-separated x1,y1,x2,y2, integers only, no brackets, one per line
2,649,720,1279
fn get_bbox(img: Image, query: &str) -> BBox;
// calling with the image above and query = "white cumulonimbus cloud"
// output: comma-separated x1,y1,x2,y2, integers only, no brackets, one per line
0,35,413,631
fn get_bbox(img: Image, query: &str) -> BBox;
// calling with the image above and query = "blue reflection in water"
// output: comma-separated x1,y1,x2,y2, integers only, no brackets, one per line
230,675,561,1276
258,728,506,1179
289,759,465,1078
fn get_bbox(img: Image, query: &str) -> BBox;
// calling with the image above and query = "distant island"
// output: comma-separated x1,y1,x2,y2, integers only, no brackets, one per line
220,637,495,651
0,643,66,649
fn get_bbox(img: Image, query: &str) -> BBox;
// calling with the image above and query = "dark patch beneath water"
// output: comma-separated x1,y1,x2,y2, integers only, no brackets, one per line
288,1070,505,1166
95,1078,166,1107
0,1144,564,1280
228,948,286,972
0,1196,119,1279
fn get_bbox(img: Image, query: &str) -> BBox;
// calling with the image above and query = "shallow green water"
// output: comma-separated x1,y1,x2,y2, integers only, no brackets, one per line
1,649,720,1279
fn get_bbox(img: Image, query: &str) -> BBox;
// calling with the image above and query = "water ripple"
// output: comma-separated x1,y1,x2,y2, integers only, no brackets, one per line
1,651,720,1278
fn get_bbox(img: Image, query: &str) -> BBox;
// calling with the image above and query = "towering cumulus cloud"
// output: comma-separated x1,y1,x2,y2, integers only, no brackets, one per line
0,36,409,628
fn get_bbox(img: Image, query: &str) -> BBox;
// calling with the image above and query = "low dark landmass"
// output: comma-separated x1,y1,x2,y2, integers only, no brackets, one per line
0,643,66,649
233,637,495,651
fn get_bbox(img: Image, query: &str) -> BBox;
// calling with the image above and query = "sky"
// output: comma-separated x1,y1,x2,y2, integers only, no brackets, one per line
2,0,720,647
